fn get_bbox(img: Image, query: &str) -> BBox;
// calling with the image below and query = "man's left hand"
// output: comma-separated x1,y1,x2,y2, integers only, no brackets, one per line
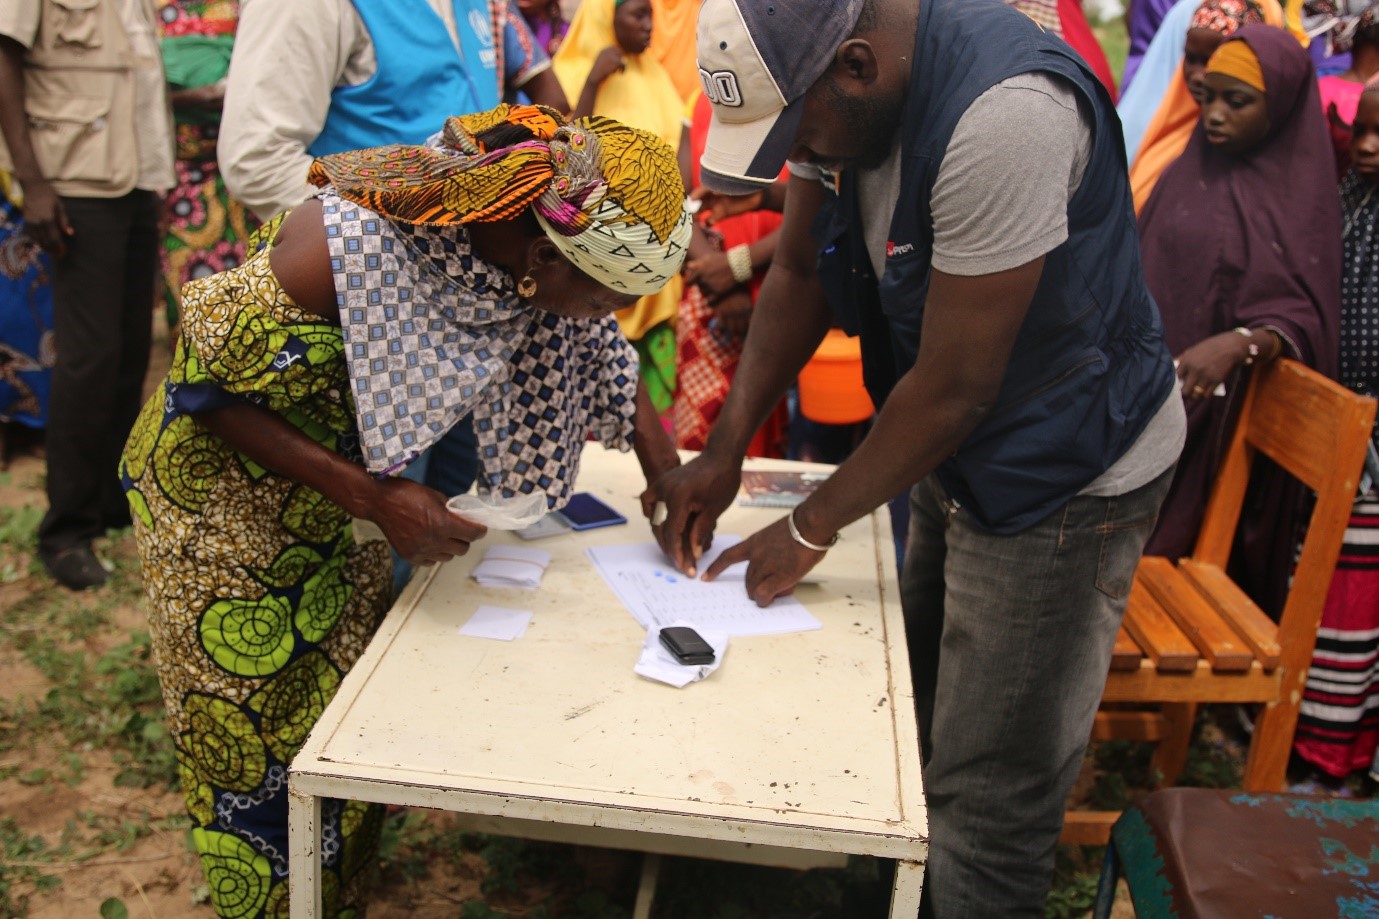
702,517,826,607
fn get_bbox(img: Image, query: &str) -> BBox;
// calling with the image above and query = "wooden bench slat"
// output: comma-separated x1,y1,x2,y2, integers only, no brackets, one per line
1177,560,1282,670
1124,574,1200,673
1111,626,1143,672
1137,557,1255,673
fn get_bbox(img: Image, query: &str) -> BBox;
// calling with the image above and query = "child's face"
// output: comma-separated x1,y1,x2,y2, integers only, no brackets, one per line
1352,93,1379,185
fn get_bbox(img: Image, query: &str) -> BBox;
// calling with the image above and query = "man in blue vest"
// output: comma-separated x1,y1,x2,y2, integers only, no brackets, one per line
219,0,568,586
649,0,1186,913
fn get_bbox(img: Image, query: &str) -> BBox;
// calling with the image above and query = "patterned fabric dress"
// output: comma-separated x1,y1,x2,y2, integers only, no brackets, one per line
121,243,393,919
0,174,54,427
156,0,258,328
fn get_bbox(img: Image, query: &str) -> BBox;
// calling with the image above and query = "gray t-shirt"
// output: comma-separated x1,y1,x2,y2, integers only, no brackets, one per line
790,72,1183,496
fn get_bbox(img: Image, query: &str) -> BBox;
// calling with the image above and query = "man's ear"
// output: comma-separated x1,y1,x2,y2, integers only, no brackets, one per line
834,38,881,86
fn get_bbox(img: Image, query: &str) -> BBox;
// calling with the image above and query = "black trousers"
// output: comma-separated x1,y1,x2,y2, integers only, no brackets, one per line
37,190,160,554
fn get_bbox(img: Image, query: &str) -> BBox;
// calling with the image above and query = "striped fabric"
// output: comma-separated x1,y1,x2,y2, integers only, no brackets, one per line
1295,489,1379,778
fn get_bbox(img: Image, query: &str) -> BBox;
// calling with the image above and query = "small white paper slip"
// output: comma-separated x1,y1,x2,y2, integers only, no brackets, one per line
634,620,729,688
471,545,552,589
459,605,533,641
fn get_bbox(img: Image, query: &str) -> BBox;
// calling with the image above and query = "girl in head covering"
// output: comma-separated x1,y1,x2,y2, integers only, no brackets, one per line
120,103,691,919
553,0,688,415
1127,0,1281,213
1294,83,1379,787
1139,27,1341,615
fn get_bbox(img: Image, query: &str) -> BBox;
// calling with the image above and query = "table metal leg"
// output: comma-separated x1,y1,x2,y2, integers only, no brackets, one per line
888,858,925,918
288,787,322,918
632,852,661,919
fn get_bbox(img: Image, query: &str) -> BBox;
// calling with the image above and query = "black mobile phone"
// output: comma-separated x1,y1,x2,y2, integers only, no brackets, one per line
556,492,628,531
659,626,715,665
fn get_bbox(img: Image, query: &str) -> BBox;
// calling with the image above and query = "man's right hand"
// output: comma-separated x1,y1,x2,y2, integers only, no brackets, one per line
23,180,72,258
367,476,488,566
641,452,742,576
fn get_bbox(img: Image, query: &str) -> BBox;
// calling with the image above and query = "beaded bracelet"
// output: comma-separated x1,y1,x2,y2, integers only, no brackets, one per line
727,244,754,285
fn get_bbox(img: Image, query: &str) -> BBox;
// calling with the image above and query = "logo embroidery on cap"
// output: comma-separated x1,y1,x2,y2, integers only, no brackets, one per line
699,68,743,107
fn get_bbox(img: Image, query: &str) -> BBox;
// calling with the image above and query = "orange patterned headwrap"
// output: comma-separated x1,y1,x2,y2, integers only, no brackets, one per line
307,104,692,296
1206,39,1267,93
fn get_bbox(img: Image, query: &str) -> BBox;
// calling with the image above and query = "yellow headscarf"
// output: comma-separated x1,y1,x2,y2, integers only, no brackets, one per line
1206,39,1267,93
552,0,685,338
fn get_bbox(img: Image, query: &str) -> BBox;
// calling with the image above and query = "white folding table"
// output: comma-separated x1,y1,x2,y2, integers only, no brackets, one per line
289,446,927,916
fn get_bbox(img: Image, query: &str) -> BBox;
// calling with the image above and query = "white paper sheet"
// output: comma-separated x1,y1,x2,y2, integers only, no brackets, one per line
458,605,533,641
587,538,822,637
471,545,552,589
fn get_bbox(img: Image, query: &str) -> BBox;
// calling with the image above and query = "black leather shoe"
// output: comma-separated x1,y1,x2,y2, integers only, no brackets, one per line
40,544,109,590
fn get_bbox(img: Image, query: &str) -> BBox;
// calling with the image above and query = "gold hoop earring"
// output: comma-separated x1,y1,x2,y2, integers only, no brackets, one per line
517,274,538,298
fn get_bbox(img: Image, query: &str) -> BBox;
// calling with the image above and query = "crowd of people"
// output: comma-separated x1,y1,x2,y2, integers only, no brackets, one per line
0,0,1377,916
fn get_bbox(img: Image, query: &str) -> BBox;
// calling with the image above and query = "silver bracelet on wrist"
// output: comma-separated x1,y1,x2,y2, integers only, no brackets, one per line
1234,326,1261,365
788,507,838,552
726,244,754,284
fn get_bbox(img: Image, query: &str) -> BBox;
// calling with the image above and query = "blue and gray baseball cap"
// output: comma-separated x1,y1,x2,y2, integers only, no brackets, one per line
696,0,866,194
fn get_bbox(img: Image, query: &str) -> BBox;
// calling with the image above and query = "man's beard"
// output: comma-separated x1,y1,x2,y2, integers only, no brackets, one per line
821,75,904,171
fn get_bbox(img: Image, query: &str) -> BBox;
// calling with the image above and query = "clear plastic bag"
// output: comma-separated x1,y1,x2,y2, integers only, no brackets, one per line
445,491,550,530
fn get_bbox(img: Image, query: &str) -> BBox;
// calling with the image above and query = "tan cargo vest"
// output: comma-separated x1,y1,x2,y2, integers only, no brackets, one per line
0,0,153,198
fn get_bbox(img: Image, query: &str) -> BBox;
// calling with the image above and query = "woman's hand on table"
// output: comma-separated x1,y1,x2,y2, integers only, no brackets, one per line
366,476,488,565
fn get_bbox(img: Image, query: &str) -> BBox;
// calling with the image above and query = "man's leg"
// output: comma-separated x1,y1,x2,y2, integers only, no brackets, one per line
910,468,1172,917
103,189,159,530
38,194,142,586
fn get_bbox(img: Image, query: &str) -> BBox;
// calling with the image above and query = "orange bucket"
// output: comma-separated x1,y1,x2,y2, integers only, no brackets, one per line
798,329,873,424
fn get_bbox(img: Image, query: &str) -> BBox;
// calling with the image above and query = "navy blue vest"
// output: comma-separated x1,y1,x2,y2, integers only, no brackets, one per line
813,0,1175,534
309,0,498,157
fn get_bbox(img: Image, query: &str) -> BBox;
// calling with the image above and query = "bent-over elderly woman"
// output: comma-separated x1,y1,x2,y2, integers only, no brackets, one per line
119,103,691,919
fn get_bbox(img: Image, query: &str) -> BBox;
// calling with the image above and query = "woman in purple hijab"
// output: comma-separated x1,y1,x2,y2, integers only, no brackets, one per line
1139,26,1341,615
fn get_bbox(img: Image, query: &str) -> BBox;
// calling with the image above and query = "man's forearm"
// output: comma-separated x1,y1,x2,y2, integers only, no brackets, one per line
791,259,1045,544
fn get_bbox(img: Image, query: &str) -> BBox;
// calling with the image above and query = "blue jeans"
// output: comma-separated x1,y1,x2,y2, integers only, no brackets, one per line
903,467,1173,918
